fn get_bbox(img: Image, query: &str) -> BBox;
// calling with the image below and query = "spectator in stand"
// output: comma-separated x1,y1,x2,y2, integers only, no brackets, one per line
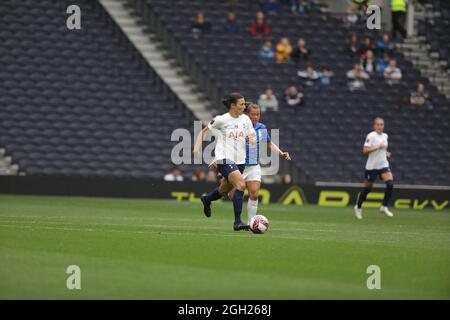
410,83,433,110
384,59,402,85
276,37,293,64
291,38,311,65
191,168,206,182
250,11,270,39
206,170,218,183
319,66,334,86
359,36,377,60
282,174,293,185
262,0,281,16
343,2,359,27
361,50,377,75
285,85,304,107
348,34,359,57
258,87,279,112
377,52,390,76
164,166,184,182
191,12,212,38
223,12,241,33
297,63,320,87
347,63,369,91
259,39,275,62
291,0,311,13
377,34,396,57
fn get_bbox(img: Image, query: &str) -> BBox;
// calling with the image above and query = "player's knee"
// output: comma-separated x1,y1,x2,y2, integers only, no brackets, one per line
235,180,246,191
249,191,259,201
386,180,394,190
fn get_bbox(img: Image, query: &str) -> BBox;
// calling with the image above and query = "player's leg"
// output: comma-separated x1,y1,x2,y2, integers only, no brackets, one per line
227,188,236,201
227,169,248,230
354,171,375,219
380,170,394,217
244,165,262,224
201,176,233,218
246,180,260,224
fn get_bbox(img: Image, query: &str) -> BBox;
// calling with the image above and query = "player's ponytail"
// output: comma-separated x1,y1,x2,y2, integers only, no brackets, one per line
222,92,244,109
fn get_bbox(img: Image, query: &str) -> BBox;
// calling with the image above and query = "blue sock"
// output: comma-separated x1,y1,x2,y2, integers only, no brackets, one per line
233,190,244,224
204,187,222,203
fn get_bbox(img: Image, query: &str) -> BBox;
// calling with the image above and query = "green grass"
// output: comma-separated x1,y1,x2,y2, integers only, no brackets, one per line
0,195,449,299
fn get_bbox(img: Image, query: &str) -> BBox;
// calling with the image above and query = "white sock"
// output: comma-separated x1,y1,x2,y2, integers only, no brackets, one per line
247,199,258,224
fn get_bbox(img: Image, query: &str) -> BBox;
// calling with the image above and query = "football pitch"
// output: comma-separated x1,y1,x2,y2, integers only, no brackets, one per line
0,195,449,299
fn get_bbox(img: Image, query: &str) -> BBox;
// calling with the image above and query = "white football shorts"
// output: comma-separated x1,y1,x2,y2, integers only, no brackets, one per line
242,165,261,182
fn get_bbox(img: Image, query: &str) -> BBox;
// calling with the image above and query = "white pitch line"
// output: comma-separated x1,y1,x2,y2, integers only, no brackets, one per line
1,217,449,238
1,222,450,247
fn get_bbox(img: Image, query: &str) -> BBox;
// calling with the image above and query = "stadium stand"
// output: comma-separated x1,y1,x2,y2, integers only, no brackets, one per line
417,0,450,72
137,0,450,185
0,0,198,179
1,0,449,185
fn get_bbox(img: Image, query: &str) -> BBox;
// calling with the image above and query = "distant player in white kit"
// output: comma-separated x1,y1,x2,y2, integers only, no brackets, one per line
193,93,256,231
354,117,395,219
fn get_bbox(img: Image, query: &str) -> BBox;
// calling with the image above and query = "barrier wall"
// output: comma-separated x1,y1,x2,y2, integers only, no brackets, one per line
0,176,448,210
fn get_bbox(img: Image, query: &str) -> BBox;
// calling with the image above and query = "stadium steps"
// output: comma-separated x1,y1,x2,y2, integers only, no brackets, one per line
396,3,450,98
98,0,214,123
0,148,21,176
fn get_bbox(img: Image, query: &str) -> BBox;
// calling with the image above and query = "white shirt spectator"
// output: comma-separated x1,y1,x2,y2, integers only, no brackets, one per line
384,65,402,85
164,173,184,182
347,66,369,91
258,93,279,112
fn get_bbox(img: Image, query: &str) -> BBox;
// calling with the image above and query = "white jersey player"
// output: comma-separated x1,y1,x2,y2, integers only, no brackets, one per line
355,117,395,219
193,93,256,231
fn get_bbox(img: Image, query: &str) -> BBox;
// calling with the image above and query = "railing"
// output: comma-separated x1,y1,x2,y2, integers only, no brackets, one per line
132,0,223,114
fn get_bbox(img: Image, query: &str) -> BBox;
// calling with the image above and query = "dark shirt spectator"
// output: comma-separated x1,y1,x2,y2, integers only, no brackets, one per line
260,39,275,62
285,85,304,107
377,53,390,76
291,38,311,64
361,50,377,75
410,83,432,110
250,11,270,39
291,0,311,13
348,34,359,58
359,36,377,60
377,34,395,57
319,66,334,86
223,12,241,33
298,63,320,87
262,0,281,15
191,12,211,38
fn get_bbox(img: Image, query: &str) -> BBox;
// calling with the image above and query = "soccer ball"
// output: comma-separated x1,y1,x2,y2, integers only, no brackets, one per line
249,215,269,234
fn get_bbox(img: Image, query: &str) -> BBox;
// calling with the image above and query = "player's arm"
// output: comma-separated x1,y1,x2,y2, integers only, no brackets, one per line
193,126,209,157
245,118,257,145
269,142,291,160
362,143,385,154
247,131,257,145
362,134,386,154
